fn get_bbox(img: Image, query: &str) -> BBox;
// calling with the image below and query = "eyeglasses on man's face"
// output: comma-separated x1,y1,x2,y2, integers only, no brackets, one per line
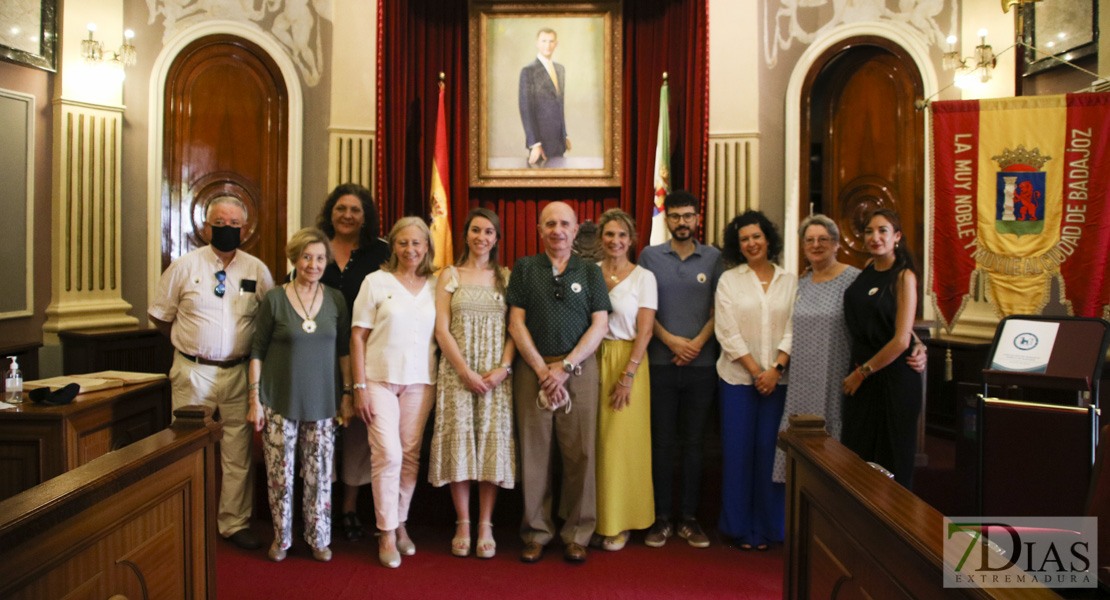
665,212,698,224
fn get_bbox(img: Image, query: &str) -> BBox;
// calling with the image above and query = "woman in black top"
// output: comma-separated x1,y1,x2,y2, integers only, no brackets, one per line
840,208,921,489
317,183,392,540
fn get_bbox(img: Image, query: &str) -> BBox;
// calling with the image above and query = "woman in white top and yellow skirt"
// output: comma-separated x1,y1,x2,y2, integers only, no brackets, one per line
593,209,657,551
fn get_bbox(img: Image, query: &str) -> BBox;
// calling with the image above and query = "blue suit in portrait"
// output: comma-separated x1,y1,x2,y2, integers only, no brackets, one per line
518,59,568,159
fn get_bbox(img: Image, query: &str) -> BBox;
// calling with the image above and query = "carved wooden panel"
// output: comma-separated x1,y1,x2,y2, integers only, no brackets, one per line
781,415,1062,600
162,34,289,280
0,440,44,499
0,408,216,600
798,37,924,280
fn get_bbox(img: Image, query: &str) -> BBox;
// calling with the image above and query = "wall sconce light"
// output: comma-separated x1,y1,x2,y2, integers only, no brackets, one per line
942,29,996,84
81,23,136,68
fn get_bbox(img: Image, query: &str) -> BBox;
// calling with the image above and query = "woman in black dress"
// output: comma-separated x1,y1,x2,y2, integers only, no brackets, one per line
316,183,392,540
840,208,921,489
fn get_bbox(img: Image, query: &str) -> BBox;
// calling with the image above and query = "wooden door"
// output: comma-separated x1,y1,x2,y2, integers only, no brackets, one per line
800,38,924,277
162,34,288,279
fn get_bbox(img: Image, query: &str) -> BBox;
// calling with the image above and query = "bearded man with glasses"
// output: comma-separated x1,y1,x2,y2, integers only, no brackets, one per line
636,190,724,549
149,196,275,551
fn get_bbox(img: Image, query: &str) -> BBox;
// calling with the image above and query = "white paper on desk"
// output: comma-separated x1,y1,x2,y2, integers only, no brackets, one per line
0,401,15,410
22,376,121,394
989,319,1059,373
83,371,166,384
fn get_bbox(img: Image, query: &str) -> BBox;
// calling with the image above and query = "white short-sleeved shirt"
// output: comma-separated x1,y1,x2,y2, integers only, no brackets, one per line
714,263,797,386
148,245,275,361
601,264,658,341
351,270,438,385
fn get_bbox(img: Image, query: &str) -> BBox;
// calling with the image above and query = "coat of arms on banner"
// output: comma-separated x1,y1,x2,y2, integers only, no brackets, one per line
930,93,1110,332
993,145,1051,237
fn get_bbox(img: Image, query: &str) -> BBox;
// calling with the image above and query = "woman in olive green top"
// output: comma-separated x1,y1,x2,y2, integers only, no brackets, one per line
248,228,352,563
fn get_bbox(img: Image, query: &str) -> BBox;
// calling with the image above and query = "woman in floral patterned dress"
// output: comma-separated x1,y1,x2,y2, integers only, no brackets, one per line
428,208,516,559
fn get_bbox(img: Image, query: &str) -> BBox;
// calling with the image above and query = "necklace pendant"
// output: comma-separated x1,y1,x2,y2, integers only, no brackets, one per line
302,319,317,333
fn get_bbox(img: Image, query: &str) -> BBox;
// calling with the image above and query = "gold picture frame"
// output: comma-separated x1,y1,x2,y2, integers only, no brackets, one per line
469,1,622,187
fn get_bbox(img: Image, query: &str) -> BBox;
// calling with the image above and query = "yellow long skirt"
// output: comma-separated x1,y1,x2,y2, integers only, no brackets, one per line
595,339,655,535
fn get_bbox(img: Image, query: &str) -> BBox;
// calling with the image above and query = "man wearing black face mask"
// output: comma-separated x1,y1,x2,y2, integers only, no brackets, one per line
149,197,275,550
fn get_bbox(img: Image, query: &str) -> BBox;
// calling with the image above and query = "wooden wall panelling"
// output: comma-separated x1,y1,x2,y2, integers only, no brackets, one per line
0,406,219,599
59,327,174,375
780,414,1063,600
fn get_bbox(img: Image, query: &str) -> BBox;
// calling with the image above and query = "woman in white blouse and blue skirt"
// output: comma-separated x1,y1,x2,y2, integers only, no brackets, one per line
349,217,438,569
714,210,796,551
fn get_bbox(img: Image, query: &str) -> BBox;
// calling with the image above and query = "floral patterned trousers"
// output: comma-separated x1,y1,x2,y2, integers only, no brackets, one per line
262,406,336,550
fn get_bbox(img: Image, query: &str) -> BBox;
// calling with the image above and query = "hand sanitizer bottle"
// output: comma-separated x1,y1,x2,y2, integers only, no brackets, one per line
5,356,22,404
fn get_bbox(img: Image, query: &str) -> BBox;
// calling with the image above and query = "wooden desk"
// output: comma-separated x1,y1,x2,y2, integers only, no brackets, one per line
0,379,171,501
0,406,220,600
780,414,1062,599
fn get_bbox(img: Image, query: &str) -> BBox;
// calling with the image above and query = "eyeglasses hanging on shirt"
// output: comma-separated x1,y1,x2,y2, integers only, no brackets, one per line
214,270,227,297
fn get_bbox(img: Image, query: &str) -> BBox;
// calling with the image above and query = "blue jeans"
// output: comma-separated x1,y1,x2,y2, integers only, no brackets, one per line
718,381,786,545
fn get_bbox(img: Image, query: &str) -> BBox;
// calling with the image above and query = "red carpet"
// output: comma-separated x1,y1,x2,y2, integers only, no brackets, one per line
216,523,784,599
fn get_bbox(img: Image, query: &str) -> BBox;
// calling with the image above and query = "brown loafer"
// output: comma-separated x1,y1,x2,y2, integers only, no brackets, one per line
564,542,587,563
521,541,545,563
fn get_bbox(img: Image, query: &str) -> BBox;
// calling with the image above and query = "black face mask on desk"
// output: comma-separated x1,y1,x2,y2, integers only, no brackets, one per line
28,383,79,406
210,225,242,253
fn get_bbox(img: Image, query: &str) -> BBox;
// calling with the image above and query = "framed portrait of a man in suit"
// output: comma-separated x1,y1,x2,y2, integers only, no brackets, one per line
469,1,622,187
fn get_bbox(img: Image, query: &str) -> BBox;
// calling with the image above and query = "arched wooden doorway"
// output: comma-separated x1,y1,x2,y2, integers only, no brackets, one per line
799,37,924,287
161,34,289,279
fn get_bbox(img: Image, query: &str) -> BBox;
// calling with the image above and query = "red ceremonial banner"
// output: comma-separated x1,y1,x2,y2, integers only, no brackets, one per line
931,93,1110,331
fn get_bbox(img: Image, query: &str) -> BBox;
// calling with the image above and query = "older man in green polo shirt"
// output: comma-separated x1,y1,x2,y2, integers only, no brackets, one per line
507,201,611,564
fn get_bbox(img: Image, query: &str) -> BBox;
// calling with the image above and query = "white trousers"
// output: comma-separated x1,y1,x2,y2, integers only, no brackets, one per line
366,381,434,531
170,352,254,537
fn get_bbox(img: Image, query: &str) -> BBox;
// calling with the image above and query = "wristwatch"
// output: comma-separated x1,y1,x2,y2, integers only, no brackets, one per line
562,359,582,376
774,363,786,374
500,362,513,374
858,363,873,378
353,382,368,390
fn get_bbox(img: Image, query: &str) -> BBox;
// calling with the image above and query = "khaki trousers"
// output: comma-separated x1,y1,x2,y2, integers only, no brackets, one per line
170,352,254,537
513,353,598,547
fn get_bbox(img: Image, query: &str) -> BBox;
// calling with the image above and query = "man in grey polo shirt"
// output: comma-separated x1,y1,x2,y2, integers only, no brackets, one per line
507,201,610,564
637,190,723,548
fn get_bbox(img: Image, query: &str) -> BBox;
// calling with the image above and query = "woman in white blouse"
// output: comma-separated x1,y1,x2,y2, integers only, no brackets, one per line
350,216,438,569
594,209,657,551
714,210,796,551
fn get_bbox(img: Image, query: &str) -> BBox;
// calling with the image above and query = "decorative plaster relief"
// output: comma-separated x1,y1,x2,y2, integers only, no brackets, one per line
763,0,955,67
145,0,331,86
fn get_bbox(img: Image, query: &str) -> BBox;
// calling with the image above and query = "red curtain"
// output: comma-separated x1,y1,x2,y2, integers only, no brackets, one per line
620,0,709,243
377,0,708,266
376,0,471,236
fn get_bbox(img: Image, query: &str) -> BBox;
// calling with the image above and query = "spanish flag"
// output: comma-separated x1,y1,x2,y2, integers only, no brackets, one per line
932,93,1110,330
430,81,453,270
